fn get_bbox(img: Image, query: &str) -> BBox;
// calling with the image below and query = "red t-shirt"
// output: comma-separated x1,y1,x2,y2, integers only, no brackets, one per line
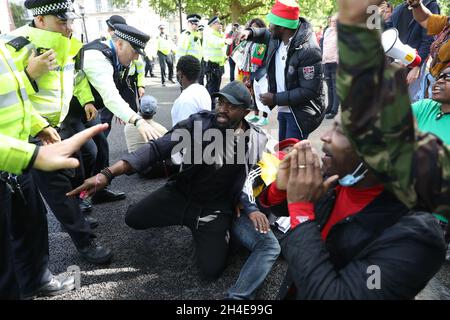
261,183,384,240
320,185,384,240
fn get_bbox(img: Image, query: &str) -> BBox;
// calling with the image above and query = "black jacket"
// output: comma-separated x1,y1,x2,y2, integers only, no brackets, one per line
249,18,325,138
261,189,446,299
122,111,268,208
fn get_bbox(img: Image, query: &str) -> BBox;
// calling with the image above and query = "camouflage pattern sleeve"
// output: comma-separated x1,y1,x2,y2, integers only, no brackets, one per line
337,23,450,218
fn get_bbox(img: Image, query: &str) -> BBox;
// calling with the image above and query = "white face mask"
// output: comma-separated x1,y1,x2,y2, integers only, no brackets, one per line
338,162,368,187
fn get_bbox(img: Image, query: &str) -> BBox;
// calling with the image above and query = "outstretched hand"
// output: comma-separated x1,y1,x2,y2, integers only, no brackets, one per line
66,173,108,198
33,123,108,172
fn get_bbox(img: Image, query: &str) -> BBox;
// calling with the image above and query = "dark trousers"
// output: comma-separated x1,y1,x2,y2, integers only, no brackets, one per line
0,182,19,299
229,58,236,82
205,62,224,110
157,51,174,84
31,124,93,249
324,62,340,115
277,112,308,141
199,60,206,85
82,116,110,175
100,107,114,137
1,174,51,298
125,182,232,280
64,106,109,178
9,173,51,296
144,56,154,76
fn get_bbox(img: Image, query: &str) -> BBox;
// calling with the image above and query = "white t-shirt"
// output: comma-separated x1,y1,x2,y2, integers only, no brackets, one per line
275,39,291,113
171,83,212,127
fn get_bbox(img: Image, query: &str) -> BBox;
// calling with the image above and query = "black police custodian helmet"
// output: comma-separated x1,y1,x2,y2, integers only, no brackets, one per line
113,24,150,56
106,15,127,30
25,0,78,20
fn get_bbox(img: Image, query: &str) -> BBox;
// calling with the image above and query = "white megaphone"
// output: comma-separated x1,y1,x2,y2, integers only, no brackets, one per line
382,28,422,67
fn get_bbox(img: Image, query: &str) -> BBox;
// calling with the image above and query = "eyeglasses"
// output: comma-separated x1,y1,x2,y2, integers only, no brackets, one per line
216,98,239,111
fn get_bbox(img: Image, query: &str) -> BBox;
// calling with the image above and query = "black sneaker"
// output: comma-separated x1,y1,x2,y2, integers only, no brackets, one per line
22,275,75,299
169,79,176,84
77,240,113,265
91,188,126,204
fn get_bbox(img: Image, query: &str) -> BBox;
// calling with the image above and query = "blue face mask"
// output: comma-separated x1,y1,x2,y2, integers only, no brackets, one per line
338,162,369,187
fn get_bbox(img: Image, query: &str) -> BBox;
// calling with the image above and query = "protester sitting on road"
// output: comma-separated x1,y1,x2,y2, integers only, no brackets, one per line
258,126,446,299
125,96,168,153
336,0,450,220
68,81,267,280
171,55,211,127
124,96,173,179
226,138,299,300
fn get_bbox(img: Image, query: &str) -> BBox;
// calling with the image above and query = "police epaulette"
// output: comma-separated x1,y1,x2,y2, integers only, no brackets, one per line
6,36,31,51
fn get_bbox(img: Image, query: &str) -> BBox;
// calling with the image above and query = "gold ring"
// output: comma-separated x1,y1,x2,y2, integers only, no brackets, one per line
298,165,307,169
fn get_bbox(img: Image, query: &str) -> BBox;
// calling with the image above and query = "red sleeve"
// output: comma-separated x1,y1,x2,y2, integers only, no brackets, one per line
288,202,316,229
259,183,287,207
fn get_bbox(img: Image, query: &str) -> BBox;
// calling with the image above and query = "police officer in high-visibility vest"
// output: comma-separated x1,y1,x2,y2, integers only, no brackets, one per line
0,44,109,296
197,24,206,85
0,41,77,299
203,16,227,109
176,14,203,62
156,24,175,87
1,0,114,266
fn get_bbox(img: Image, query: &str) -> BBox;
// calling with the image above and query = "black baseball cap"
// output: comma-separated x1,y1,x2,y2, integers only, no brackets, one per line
211,81,254,109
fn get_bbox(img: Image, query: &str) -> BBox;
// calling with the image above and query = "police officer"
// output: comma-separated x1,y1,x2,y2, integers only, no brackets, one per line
176,14,203,62
70,24,163,200
156,24,175,87
203,16,227,108
1,0,113,265
0,40,78,299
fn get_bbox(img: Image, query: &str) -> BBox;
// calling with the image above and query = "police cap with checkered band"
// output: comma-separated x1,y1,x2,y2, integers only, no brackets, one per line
113,24,150,56
25,0,78,20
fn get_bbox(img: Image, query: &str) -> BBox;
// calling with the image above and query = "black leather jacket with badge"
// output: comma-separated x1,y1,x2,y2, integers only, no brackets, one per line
249,18,325,138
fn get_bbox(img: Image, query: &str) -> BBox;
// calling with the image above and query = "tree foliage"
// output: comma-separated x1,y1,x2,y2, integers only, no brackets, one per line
112,0,448,28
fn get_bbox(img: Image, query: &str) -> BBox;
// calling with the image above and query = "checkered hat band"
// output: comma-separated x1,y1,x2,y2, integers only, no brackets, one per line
30,0,73,16
114,30,146,48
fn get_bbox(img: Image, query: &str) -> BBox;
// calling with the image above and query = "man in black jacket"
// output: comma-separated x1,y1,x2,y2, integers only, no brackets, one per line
258,119,446,299
68,81,268,279
241,0,324,141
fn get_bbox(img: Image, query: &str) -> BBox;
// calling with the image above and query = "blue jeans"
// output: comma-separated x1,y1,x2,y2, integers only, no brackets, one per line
277,112,307,141
226,215,281,300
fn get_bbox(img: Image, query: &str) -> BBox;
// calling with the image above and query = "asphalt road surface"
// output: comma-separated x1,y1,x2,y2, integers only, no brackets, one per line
41,66,450,300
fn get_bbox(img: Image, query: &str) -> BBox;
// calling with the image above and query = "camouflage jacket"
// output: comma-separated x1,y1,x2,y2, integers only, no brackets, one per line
337,23,450,219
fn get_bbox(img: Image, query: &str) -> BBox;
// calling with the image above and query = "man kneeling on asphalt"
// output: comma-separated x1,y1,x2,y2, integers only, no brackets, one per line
68,81,267,279
258,120,446,299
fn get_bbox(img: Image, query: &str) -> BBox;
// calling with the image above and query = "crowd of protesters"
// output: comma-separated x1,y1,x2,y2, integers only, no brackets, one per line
0,0,449,301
